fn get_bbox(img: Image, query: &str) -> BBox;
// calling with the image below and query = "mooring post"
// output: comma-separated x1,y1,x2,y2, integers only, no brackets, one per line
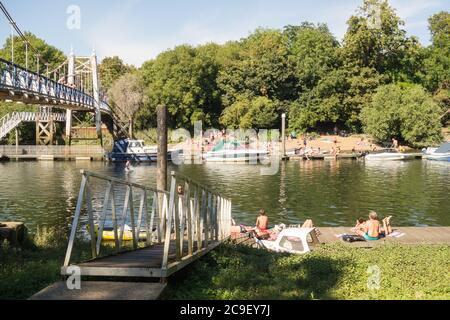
282,113,286,159
157,105,168,248
15,128,19,161
157,104,168,192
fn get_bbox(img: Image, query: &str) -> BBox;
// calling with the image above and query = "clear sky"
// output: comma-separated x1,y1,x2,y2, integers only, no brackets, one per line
0,0,448,66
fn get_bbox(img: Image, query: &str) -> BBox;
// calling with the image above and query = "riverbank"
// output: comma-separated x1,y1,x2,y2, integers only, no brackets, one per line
1,234,449,300
0,229,92,300
164,243,450,300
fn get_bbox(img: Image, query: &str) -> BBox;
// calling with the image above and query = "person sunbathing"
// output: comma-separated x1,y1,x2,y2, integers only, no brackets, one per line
242,209,271,239
352,218,367,233
356,211,383,241
382,216,393,235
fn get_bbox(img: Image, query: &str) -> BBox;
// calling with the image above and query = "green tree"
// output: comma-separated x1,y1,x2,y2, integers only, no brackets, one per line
342,0,421,82
285,23,343,132
218,29,296,110
361,84,443,147
0,32,66,74
423,12,450,91
220,95,279,129
98,56,133,91
139,44,222,129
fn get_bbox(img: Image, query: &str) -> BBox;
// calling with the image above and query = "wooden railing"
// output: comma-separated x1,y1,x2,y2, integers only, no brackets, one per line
0,145,105,157
62,170,232,274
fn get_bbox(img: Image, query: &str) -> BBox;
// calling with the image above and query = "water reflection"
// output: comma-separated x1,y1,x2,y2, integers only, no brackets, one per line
0,160,449,232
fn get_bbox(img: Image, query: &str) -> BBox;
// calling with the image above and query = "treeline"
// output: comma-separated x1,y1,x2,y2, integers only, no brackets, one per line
1,0,449,147
105,0,449,147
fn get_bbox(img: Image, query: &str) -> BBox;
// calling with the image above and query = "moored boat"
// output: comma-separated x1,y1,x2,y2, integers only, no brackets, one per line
203,140,269,163
364,150,416,161
107,139,182,162
424,142,450,162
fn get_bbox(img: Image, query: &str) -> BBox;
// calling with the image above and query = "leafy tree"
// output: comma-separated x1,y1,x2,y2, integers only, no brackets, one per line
361,84,442,147
220,95,279,129
285,23,343,132
0,32,66,74
424,11,450,91
139,44,222,129
108,73,146,138
218,29,296,110
98,56,133,91
342,0,420,82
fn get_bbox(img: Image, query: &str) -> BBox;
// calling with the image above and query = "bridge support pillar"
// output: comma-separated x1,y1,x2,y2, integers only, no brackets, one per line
36,108,55,146
90,52,102,146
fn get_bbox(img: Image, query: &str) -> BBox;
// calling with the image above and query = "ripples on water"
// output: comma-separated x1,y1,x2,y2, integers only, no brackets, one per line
0,160,448,232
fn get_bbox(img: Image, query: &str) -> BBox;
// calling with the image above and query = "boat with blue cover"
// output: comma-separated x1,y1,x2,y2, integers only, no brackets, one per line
424,142,450,162
107,139,182,162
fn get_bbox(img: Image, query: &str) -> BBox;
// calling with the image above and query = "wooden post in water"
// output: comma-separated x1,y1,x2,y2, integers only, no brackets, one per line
281,113,286,159
157,105,168,192
15,128,19,161
157,105,168,247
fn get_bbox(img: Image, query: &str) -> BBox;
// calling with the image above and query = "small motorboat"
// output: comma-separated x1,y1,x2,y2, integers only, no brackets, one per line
364,149,416,161
203,140,269,163
424,142,450,162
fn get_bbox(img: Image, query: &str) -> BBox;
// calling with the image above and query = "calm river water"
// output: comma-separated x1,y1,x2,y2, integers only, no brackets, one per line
0,160,449,232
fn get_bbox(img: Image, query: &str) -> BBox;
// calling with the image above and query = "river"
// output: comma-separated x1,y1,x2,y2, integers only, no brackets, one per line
0,160,449,232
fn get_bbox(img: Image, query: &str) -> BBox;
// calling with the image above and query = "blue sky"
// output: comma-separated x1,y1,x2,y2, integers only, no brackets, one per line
1,0,448,66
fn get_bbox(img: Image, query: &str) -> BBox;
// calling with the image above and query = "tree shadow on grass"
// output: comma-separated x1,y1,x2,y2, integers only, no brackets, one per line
163,244,352,300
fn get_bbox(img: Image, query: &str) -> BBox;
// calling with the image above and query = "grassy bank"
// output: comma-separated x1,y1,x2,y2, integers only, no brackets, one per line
165,243,450,300
1,236,449,300
0,229,93,300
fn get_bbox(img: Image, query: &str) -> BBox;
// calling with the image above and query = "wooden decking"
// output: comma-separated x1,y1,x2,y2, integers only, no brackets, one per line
62,240,222,278
318,227,450,246
231,227,450,249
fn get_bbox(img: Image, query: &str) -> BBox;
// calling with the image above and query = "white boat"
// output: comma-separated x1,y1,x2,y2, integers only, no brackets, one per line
365,150,416,161
424,142,450,162
203,140,269,163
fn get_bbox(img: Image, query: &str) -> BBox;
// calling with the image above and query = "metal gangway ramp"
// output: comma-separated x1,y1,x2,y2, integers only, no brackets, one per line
61,170,232,280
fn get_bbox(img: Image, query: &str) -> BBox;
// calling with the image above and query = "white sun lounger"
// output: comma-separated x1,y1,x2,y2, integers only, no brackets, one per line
255,228,320,254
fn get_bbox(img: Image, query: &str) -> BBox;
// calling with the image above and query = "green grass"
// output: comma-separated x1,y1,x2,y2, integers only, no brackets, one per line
1,233,449,300
164,243,450,300
0,228,110,300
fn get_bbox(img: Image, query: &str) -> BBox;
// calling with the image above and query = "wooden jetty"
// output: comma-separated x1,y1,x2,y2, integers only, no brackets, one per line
0,145,105,161
286,152,423,161
33,170,232,300
318,227,450,246
60,170,232,279
231,227,450,248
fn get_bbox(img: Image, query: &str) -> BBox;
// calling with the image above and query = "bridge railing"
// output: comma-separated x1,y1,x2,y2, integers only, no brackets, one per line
62,170,232,275
0,58,110,112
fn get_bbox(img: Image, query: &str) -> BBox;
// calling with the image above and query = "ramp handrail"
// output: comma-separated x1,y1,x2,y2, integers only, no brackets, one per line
62,170,232,274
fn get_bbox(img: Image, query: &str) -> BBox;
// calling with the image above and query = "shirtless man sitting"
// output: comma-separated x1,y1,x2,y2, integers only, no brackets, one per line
356,211,383,241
